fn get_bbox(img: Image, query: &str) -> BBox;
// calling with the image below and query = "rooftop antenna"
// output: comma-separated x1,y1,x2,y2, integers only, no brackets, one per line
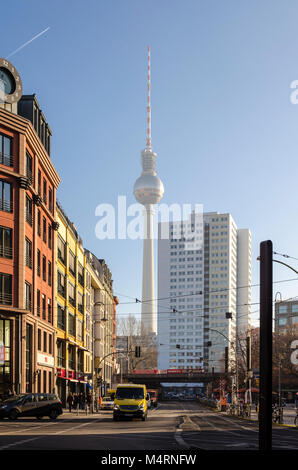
146,45,152,150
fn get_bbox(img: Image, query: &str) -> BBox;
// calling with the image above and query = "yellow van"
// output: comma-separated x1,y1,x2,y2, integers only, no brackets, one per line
113,384,148,421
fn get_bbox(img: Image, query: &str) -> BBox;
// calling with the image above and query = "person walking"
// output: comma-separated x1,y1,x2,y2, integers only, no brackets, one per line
67,392,74,413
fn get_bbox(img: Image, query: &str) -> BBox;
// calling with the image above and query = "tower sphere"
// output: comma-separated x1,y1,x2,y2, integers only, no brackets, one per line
134,173,164,206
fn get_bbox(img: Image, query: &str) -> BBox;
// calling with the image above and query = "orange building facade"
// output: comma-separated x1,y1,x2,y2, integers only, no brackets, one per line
0,59,60,395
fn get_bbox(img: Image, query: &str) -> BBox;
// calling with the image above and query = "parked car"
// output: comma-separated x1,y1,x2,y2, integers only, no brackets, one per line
99,396,114,410
0,393,63,420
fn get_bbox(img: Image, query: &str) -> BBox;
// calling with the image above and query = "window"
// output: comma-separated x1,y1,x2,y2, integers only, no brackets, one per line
43,217,46,243
0,226,12,259
57,271,65,297
57,236,65,264
37,249,41,276
48,187,53,213
42,294,46,320
69,250,76,277
68,345,75,370
48,224,52,249
278,306,288,314
42,255,46,281
57,304,65,330
38,329,41,350
38,169,41,196
48,298,51,323
77,319,83,342
43,332,47,352
25,282,31,310
68,312,75,337
43,178,47,205
48,261,52,286
78,263,84,286
57,341,65,367
43,370,47,393
0,133,12,167
48,334,52,354
78,291,83,313
37,290,40,316
25,196,32,225
37,210,41,236
25,238,32,268
292,304,298,313
26,151,33,184
0,180,13,213
68,282,75,307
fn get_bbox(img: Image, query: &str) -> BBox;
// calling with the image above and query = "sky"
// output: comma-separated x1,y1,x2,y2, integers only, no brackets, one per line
2,0,298,326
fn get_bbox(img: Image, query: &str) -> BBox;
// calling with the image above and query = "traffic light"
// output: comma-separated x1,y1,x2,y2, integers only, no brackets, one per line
96,377,102,387
135,346,141,358
207,341,212,347
176,344,181,349
225,312,232,319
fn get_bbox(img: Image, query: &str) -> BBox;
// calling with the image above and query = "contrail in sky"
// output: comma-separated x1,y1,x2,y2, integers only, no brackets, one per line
6,27,50,59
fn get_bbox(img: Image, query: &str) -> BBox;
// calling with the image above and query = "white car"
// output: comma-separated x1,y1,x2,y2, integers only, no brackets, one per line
100,397,114,410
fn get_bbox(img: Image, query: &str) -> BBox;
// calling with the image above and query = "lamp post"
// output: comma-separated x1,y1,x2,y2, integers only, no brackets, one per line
257,247,298,450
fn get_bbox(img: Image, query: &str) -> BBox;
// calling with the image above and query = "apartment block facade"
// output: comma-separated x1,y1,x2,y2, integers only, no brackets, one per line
157,211,251,373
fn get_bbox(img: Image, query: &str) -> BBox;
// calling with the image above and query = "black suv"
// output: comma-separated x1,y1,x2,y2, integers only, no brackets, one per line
0,393,63,420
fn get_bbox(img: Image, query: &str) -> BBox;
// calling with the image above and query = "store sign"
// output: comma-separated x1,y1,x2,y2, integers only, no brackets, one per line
57,368,66,378
68,370,75,379
37,353,54,368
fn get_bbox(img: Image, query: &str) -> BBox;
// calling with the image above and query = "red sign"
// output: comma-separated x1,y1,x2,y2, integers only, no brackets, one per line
167,369,183,374
132,369,158,374
68,370,75,379
57,368,66,378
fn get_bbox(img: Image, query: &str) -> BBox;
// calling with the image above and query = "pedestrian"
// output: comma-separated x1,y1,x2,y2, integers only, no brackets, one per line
67,392,74,413
73,393,79,410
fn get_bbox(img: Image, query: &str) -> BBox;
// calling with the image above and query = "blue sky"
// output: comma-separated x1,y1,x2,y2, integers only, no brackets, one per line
3,0,298,324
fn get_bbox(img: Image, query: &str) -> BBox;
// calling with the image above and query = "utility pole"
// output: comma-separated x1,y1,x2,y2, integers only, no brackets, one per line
259,240,273,451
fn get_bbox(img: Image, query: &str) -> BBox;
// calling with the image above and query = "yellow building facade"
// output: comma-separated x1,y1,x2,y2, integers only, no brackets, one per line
55,201,91,405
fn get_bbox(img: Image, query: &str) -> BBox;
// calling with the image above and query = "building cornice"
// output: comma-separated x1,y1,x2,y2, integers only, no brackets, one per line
0,107,60,188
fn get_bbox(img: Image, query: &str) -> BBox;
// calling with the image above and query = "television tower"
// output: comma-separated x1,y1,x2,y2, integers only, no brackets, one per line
134,46,164,334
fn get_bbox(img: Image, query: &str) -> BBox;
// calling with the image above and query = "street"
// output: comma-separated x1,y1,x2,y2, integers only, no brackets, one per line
0,401,297,451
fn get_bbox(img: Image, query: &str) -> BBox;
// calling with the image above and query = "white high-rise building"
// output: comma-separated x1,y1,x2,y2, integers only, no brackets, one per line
134,46,164,334
157,211,251,372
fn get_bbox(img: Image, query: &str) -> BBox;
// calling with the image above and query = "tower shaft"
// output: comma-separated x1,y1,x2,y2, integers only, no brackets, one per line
141,204,155,334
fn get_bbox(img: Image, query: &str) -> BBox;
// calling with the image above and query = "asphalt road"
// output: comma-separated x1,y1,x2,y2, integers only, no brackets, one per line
0,401,297,451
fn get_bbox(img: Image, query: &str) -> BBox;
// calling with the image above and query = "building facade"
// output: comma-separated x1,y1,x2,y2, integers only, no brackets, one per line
85,250,116,397
0,58,60,396
55,201,91,404
157,211,251,373
275,299,298,335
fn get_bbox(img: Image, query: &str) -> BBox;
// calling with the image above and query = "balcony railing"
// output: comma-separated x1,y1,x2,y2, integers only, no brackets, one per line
0,152,13,167
0,292,12,305
25,254,32,268
0,246,12,259
58,285,65,297
0,199,13,213
26,211,32,226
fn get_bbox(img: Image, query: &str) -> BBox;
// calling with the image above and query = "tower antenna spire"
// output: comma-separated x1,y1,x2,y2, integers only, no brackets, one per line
146,45,152,150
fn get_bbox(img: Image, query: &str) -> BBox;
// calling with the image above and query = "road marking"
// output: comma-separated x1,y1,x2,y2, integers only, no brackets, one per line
0,437,41,450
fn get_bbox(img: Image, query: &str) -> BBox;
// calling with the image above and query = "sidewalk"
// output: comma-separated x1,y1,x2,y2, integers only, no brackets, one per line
223,406,297,427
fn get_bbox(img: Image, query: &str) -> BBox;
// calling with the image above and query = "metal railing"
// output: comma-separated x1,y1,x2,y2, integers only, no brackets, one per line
0,292,12,305
0,246,12,259
0,152,13,167
0,199,13,213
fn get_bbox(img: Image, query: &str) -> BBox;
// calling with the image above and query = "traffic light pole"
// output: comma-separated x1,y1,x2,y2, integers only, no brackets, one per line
259,240,273,451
